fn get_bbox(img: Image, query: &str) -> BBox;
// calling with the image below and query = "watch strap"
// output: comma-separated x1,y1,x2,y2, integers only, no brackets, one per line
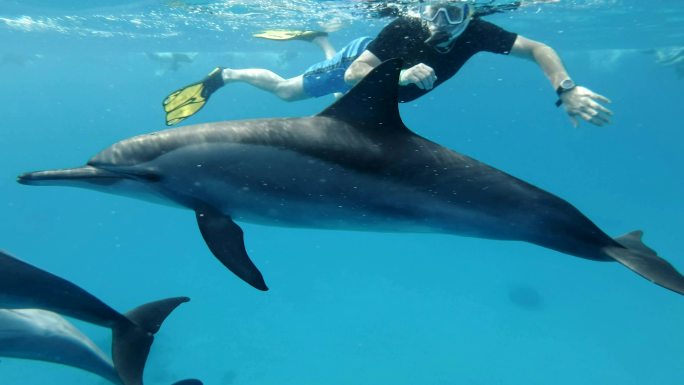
555,81,577,107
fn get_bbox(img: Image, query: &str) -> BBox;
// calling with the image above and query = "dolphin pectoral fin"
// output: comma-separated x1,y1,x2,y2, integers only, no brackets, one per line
195,207,269,291
604,230,684,295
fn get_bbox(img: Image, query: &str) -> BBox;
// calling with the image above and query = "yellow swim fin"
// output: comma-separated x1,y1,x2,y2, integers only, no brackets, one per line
162,67,224,126
253,29,328,42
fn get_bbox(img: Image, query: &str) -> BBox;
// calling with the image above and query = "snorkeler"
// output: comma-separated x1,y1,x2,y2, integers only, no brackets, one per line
163,0,611,128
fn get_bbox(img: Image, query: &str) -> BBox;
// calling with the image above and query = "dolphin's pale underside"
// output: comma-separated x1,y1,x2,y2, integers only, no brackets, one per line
17,59,684,296
0,308,121,384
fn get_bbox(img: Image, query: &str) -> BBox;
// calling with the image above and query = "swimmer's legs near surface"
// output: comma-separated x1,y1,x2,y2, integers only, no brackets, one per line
161,66,307,126
162,29,340,124
209,31,337,102
311,35,337,60
221,69,308,101
210,32,338,102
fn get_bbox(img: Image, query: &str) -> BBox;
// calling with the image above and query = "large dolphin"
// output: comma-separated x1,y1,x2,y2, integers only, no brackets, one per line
17,59,684,296
0,250,193,385
0,308,122,384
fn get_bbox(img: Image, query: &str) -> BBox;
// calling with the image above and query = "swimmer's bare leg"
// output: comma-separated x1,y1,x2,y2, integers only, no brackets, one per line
311,35,336,60
221,69,308,101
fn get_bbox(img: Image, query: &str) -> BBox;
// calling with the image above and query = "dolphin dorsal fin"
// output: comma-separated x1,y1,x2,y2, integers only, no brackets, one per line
317,58,408,133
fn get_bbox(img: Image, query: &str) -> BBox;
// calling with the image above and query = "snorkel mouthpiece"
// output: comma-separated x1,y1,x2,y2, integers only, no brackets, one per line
424,30,451,46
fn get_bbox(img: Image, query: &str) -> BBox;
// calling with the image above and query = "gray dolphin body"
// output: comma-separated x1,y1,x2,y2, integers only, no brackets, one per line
0,250,191,385
0,308,121,384
18,59,684,295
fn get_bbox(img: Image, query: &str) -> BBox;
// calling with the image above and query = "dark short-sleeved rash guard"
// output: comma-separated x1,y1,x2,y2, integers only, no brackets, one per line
366,17,518,102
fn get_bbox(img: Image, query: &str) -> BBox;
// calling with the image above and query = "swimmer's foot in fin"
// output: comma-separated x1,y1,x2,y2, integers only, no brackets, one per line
162,67,224,126
253,29,328,42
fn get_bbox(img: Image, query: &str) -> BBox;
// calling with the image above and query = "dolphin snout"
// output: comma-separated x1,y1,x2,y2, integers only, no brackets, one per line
17,167,121,186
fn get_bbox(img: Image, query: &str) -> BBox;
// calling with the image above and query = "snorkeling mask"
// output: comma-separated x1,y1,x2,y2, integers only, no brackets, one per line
419,0,473,49
419,0,470,25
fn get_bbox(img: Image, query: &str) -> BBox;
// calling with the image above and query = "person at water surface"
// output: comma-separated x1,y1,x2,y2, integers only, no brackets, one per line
163,0,612,128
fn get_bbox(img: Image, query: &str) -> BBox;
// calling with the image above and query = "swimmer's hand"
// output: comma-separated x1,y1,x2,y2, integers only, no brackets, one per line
560,86,613,127
399,63,437,90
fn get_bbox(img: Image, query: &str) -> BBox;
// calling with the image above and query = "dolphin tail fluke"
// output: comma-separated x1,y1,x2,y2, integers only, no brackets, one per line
603,230,684,295
17,166,122,186
195,205,268,291
112,297,190,385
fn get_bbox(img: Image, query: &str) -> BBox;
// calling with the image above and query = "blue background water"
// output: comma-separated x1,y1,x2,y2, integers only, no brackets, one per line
1,1,683,384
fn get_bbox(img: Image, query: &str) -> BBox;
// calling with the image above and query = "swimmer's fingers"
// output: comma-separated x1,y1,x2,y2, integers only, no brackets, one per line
577,108,610,127
587,99,613,116
400,63,437,90
581,102,612,126
588,90,611,104
413,64,437,90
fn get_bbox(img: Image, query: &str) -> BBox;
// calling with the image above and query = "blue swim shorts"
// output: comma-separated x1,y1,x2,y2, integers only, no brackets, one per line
302,36,374,98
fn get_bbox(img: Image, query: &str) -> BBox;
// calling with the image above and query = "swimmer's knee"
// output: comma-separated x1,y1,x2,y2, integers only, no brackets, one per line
277,91,300,102
275,84,306,101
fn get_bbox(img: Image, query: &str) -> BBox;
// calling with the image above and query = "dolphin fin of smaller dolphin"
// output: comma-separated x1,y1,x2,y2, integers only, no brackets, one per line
195,206,268,291
603,230,684,295
112,297,190,385
172,380,203,385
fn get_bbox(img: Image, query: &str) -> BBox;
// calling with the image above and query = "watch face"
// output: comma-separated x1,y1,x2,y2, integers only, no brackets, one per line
560,78,576,90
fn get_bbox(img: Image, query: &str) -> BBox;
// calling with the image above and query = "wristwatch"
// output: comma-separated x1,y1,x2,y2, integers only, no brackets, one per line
555,78,576,107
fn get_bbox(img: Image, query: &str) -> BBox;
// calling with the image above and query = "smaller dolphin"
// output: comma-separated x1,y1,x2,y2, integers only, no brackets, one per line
0,250,194,385
0,308,122,384
650,46,684,78
0,309,204,385
146,52,198,74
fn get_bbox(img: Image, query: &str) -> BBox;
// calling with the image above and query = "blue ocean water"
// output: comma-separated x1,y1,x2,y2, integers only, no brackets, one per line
1,1,683,384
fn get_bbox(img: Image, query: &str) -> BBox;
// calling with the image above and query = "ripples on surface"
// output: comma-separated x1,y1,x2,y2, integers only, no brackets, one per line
1,0,683,52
